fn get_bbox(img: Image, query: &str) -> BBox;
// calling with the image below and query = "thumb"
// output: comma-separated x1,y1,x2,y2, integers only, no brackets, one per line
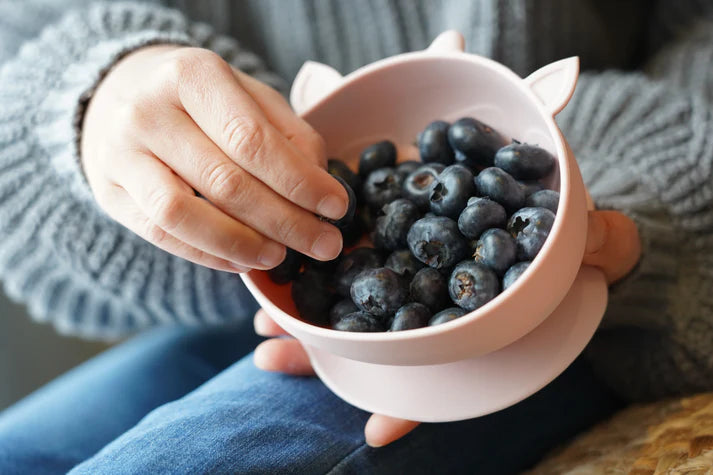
582,210,641,284
364,414,421,448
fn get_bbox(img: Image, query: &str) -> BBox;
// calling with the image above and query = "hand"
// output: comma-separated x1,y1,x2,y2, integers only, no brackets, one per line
81,45,348,273
252,209,641,447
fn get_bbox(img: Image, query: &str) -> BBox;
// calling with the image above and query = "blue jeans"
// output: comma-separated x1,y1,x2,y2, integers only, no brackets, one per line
0,318,624,474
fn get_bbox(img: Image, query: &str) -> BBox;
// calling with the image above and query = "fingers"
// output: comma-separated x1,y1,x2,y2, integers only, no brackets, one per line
98,183,249,273
364,414,421,448
233,70,327,168
254,309,288,337
252,307,422,448
166,49,348,220
583,210,641,284
142,110,343,261
253,338,316,376
111,152,285,269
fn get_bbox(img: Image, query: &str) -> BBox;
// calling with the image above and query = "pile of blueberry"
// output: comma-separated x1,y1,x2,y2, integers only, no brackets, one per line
267,117,559,332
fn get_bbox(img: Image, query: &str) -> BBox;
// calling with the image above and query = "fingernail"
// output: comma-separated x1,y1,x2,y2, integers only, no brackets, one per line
253,343,269,369
229,262,251,273
585,212,607,255
317,194,347,220
253,312,271,336
312,230,342,260
258,242,286,267
364,419,384,448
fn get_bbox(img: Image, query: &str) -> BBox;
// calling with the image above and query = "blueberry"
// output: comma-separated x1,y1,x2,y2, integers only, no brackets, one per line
507,207,556,260
407,216,469,269
390,303,431,331
525,190,559,213
357,203,377,232
326,175,357,228
328,159,361,196
363,167,403,209
428,307,467,326
502,261,531,290
409,267,450,311
447,117,506,169
471,228,517,276
332,311,386,332
335,247,384,297
474,167,525,212
359,140,397,178
350,267,409,317
519,180,545,197
458,197,507,240
267,248,303,284
396,160,421,180
340,216,363,248
292,269,336,325
329,299,360,326
385,249,425,279
372,199,421,250
494,142,556,180
429,164,476,218
448,261,500,311
418,120,455,165
303,253,339,275
402,164,444,211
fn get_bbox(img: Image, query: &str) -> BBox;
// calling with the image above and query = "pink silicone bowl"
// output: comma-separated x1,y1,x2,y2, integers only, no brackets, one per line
241,31,588,366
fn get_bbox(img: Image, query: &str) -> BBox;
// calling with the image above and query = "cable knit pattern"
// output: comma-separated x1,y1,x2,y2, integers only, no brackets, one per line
1,0,713,402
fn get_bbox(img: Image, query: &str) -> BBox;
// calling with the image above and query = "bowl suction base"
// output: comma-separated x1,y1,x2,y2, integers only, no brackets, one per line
304,266,607,422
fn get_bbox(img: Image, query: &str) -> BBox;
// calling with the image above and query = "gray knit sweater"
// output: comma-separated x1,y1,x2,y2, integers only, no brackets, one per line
1,0,713,403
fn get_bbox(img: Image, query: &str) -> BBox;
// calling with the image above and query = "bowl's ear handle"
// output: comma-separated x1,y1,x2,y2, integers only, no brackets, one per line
290,30,466,114
290,61,344,116
426,30,465,53
524,57,579,116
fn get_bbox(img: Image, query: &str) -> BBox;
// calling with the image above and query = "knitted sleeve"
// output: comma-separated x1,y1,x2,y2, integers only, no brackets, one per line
0,1,283,339
556,21,713,400
646,18,713,104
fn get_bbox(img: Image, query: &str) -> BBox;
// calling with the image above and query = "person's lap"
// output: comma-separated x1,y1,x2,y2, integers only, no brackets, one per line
0,320,625,475
0,317,264,474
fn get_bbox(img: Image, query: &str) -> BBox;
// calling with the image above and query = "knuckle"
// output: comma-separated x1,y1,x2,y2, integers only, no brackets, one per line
168,48,201,76
192,48,227,69
204,162,245,203
144,220,169,245
223,117,265,161
276,216,301,244
147,188,186,232
228,237,248,259
305,130,327,160
166,48,227,83
285,175,309,203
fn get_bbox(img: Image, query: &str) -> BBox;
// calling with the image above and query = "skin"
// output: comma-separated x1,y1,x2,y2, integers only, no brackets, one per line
84,45,642,450
253,209,641,447
82,45,348,272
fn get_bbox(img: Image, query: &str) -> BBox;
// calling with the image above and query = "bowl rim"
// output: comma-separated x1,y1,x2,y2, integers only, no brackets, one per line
243,49,577,343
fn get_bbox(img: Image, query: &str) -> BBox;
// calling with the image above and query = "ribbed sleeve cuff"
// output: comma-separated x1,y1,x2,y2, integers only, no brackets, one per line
5,3,205,206
0,1,268,338
43,32,196,204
